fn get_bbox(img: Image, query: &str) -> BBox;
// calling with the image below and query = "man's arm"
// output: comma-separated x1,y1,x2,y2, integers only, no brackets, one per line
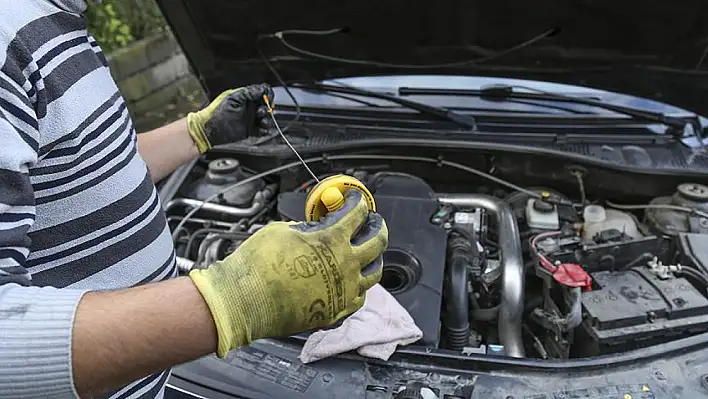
136,118,199,183
0,278,216,399
72,277,216,398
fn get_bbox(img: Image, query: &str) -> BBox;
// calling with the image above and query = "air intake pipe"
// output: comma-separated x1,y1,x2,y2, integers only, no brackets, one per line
437,194,526,358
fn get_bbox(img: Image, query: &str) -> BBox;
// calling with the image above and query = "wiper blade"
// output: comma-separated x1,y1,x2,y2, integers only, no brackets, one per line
398,85,689,134
292,83,477,131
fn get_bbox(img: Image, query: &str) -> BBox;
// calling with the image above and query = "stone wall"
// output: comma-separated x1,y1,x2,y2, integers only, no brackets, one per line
107,32,206,132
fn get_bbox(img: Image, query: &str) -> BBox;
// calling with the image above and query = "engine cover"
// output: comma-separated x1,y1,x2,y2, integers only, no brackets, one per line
277,174,447,347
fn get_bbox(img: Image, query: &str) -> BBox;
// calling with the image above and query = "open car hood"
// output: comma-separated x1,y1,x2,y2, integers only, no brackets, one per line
156,0,708,117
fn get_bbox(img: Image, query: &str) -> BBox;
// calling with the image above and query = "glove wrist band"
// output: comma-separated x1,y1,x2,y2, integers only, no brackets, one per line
189,269,250,357
187,113,212,154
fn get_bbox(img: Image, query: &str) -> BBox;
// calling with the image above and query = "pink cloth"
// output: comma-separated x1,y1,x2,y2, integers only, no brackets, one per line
299,284,422,363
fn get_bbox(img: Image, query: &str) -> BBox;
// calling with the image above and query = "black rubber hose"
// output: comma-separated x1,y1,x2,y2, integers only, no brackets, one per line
445,255,470,350
470,297,500,322
679,266,708,289
449,226,475,243
562,287,583,331
470,294,541,323
530,287,583,333
443,231,477,351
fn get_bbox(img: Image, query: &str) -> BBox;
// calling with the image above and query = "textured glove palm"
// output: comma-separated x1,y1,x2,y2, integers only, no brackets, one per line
187,83,274,153
189,190,389,357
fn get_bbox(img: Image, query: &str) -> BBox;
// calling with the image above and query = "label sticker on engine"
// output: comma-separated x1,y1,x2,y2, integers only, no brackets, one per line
227,346,318,393
523,383,654,399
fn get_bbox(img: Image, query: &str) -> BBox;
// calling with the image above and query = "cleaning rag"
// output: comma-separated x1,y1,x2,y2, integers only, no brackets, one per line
299,283,422,363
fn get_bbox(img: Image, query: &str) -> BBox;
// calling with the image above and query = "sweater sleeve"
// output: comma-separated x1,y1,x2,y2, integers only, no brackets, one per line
0,71,89,398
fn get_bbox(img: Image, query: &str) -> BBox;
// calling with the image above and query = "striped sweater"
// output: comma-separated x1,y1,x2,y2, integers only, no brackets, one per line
0,1,177,398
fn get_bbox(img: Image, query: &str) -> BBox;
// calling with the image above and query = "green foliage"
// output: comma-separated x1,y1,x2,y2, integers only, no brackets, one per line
85,0,167,53
85,2,133,52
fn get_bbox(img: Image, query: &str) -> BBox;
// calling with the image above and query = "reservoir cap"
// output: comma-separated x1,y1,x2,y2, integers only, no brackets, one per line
305,174,376,222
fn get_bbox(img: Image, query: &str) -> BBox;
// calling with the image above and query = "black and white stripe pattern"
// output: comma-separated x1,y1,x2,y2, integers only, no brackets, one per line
99,370,172,399
0,1,176,398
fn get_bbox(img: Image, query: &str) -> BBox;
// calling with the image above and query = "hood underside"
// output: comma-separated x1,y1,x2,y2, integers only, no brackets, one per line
157,0,708,117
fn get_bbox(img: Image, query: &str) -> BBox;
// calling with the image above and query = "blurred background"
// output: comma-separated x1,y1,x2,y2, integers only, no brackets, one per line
86,0,206,132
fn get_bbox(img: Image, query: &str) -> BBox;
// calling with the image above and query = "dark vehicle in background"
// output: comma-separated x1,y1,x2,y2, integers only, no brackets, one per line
156,1,708,398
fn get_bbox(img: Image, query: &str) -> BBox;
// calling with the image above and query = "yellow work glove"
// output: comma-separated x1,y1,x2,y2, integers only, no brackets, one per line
189,190,389,357
187,83,274,153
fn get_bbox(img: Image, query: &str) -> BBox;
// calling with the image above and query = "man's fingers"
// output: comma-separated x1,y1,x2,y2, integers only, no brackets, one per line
258,119,274,136
290,190,373,239
213,88,238,105
320,190,369,238
360,256,383,292
256,106,269,119
223,84,273,107
351,213,388,285
242,83,273,102
351,213,388,260
264,85,275,104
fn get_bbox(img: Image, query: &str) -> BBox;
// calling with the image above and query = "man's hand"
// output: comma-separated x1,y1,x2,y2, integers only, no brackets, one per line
189,190,389,357
137,83,273,181
187,83,274,153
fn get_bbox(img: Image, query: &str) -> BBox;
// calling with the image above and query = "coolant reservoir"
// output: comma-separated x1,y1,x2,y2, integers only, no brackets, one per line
583,205,642,241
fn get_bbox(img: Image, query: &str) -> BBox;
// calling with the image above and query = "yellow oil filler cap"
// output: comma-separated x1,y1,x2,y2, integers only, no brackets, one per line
305,174,376,222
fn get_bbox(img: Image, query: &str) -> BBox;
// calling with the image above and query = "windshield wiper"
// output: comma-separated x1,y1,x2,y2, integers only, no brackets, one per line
292,83,477,131
398,84,690,135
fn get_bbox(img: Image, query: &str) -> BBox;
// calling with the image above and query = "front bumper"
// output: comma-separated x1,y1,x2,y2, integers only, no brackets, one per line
165,334,708,399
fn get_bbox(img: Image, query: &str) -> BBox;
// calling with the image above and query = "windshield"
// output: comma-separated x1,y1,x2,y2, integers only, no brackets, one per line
274,75,698,118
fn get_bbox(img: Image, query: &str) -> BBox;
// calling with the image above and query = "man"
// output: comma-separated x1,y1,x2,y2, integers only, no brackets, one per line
0,1,388,398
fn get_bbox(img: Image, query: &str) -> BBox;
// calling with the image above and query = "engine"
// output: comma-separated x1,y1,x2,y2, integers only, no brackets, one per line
166,157,708,360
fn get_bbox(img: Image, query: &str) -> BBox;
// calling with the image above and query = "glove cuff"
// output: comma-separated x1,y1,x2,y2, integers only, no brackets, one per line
189,268,250,357
187,112,212,154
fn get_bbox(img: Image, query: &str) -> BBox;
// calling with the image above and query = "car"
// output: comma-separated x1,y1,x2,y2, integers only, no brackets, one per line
157,1,708,397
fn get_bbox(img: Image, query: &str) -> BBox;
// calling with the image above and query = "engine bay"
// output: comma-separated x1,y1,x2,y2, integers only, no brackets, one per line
164,153,708,360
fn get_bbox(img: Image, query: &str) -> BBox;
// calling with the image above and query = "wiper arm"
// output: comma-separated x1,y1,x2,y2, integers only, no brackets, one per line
398,85,689,134
292,83,477,131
